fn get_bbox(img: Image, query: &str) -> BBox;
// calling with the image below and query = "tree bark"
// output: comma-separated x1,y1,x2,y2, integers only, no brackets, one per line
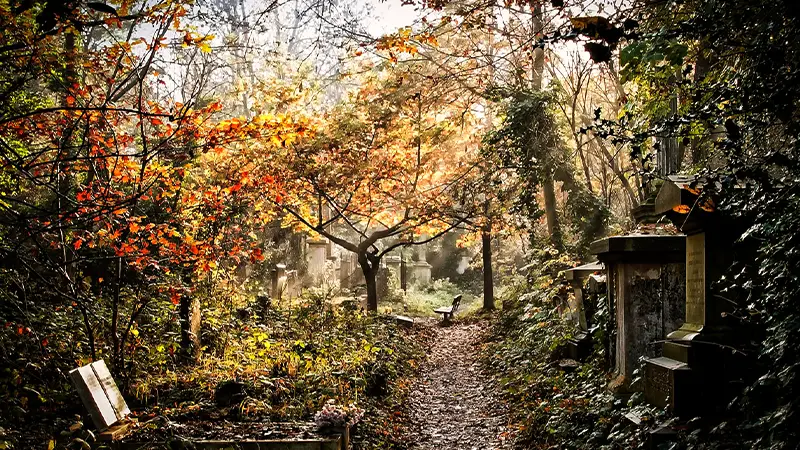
358,253,379,312
543,178,563,250
481,228,495,310
532,4,563,250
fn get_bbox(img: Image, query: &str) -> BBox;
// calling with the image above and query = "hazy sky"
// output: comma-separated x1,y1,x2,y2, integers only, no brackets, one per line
367,0,423,36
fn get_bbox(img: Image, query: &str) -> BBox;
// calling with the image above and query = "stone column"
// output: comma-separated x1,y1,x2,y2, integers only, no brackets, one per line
271,264,287,301
591,235,686,393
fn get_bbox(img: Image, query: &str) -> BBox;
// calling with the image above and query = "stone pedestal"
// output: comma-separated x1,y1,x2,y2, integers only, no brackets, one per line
591,235,686,392
339,254,351,288
643,176,741,415
412,261,432,285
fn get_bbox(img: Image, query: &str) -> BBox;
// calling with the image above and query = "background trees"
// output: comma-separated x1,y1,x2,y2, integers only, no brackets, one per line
259,65,483,311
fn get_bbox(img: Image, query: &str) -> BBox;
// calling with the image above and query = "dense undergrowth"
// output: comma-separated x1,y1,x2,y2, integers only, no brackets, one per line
0,292,431,449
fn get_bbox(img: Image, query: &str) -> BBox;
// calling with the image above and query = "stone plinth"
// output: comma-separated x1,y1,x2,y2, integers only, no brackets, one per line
564,261,603,330
591,235,686,393
412,261,432,286
338,254,351,288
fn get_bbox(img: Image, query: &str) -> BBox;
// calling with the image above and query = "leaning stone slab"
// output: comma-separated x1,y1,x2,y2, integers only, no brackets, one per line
69,360,131,432
392,315,415,328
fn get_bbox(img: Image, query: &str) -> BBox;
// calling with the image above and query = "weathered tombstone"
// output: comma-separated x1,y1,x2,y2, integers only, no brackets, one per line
307,238,328,284
591,235,686,393
329,256,339,287
564,261,604,360
338,254,350,288
412,260,432,285
70,360,131,434
644,176,742,415
410,246,432,285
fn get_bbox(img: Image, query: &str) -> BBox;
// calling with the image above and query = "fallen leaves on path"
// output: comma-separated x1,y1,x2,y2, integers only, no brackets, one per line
404,320,514,450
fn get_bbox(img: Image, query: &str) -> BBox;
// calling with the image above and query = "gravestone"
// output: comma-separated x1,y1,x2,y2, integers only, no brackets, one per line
410,245,432,285
591,235,686,393
643,176,742,415
307,239,328,284
412,260,432,285
339,254,351,288
564,261,604,360
70,360,130,432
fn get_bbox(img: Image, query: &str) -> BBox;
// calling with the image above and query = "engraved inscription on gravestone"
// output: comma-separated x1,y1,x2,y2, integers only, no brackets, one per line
685,233,706,327
645,361,670,396
69,360,130,431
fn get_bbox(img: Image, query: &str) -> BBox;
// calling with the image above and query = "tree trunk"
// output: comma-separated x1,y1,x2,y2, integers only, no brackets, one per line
358,253,379,312
179,294,201,362
481,229,495,310
532,4,563,250
543,178,563,250
577,136,594,193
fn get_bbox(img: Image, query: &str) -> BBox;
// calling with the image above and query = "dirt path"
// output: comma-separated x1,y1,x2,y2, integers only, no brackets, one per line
405,320,514,450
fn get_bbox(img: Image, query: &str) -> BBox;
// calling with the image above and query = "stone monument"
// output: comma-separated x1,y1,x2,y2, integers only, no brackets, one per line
591,234,686,392
644,176,743,415
385,255,402,283
307,238,328,284
411,246,432,286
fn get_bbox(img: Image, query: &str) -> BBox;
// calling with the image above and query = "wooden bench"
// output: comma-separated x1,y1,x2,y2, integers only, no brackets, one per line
434,294,462,323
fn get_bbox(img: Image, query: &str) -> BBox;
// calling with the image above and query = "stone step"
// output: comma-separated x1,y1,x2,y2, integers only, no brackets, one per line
663,341,692,364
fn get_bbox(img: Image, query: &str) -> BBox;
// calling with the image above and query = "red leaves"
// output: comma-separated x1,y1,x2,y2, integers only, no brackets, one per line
249,248,265,263
76,190,91,202
73,239,83,250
